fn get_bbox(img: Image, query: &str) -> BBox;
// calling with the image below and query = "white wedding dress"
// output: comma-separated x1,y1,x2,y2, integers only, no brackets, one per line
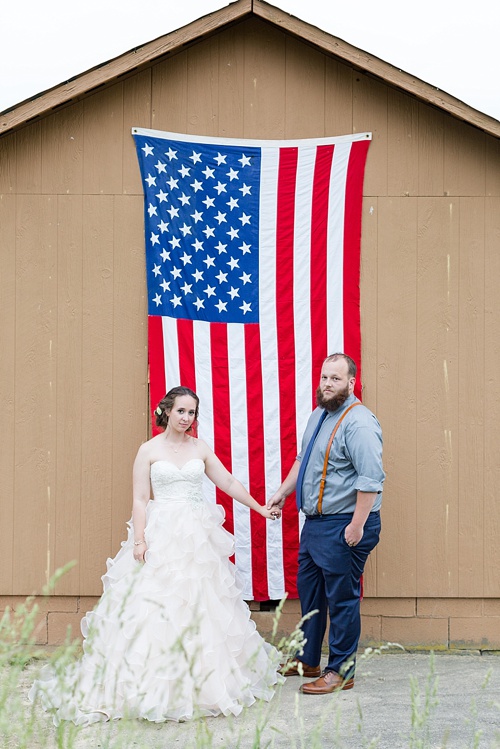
29,458,283,725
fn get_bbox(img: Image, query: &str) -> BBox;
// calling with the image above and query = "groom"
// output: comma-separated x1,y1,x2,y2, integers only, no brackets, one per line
267,353,385,693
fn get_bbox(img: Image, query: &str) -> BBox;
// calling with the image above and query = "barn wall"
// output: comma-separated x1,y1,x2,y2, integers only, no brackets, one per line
1,17,500,648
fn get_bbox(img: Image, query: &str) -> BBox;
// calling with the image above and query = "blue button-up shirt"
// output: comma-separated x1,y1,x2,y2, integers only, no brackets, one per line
298,394,385,516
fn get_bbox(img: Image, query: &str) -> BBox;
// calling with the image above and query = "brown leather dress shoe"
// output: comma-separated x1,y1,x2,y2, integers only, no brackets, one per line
280,660,322,677
299,670,355,694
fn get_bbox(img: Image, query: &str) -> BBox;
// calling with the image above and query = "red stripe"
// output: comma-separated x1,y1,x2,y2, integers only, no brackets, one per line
275,147,300,595
310,144,335,403
176,319,196,392
210,323,234,536
244,324,269,600
148,316,166,436
343,140,369,400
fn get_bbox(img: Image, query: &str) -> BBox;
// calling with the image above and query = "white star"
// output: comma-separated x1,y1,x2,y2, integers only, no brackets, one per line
150,232,160,246
191,179,203,192
192,238,204,252
180,282,192,295
170,266,182,279
240,301,252,314
191,210,203,223
227,256,239,270
160,248,171,262
142,143,154,157
202,166,215,179
179,193,191,206
227,286,239,299
168,236,181,249
194,297,205,310
202,225,215,239
239,184,251,196
239,242,251,255
203,255,216,269
202,196,215,209
239,272,251,285
215,300,228,313
147,203,157,217
239,213,251,226
214,152,226,165
227,197,239,210
155,161,167,173
152,264,162,277
167,176,179,190
165,147,177,160
158,220,169,233
227,168,239,181
215,211,227,224
192,269,204,282
156,189,168,203
204,284,216,298
160,279,171,292
216,270,228,284
239,154,252,167
214,181,227,195
153,293,162,306
189,150,202,164
178,165,191,177
180,252,192,265
179,223,192,237
215,241,227,254
145,174,156,187
171,294,182,308
167,206,180,219
227,227,239,240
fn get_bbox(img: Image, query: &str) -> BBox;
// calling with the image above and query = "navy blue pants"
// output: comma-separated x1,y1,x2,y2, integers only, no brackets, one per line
297,511,381,676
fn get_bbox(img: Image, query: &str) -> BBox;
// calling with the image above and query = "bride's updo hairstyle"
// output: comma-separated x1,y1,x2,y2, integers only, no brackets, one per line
155,386,200,432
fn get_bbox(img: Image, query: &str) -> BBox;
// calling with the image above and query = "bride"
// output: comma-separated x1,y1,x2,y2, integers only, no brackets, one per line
30,386,283,725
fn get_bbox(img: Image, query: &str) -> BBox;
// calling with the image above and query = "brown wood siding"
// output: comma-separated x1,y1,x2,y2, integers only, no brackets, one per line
1,18,499,623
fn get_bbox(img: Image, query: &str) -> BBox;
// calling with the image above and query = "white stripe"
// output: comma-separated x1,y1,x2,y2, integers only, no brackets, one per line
192,320,216,505
163,317,179,389
259,146,285,597
227,323,253,599
326,142,351,353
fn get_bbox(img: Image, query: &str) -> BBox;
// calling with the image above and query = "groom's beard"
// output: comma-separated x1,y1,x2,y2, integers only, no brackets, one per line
316,384,350,412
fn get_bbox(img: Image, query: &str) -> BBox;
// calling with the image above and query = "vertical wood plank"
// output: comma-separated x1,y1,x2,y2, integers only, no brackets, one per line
186,37,220,136
324,59,353,136
0,194,16,593
83,85,124,195
387,90,419,197
444,120,486,197
152,51,188,133
79,195,114,593
41,104,84,195
53,195,83,594
376,197,418,596
485,136,500,197
123,70,152,195
16,123,42,194
13,195,58,593
0,133,17,193
111,195,149,551
484,196,500,596
284,35,325,138
457,197,485,596
417,104,444,197
352,73,388,197
416,197,460,597
218,25,246,137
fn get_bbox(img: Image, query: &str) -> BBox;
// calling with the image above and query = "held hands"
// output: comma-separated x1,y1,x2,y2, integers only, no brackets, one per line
266,492,286,512
258,505,281,521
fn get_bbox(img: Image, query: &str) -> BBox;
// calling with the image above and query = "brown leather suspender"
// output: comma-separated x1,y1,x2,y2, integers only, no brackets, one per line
317,402,362,514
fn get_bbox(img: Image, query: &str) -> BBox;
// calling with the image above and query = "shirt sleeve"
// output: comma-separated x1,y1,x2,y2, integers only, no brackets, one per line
345,423,385,493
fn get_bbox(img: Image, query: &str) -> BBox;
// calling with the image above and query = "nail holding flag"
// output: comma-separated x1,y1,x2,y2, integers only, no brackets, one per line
132,127,371,600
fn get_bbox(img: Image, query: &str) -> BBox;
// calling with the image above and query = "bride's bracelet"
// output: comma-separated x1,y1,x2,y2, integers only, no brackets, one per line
133,539,145,546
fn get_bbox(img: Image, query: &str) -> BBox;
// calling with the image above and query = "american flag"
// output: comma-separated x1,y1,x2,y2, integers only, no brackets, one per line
132,127,371,600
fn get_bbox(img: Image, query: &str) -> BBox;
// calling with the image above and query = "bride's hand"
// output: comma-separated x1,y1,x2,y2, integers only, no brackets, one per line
133,541,147,562
258,506,281,521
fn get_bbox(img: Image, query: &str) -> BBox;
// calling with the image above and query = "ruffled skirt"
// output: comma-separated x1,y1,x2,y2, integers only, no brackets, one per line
29,497,283,725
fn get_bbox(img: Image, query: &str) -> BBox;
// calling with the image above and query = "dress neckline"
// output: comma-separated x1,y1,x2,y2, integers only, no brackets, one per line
151,457,204,471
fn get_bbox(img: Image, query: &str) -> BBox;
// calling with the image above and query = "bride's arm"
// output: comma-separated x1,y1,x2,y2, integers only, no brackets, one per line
131,443,152,561
199,440,280,520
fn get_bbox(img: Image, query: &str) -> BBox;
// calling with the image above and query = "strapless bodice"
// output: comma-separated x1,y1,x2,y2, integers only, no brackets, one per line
150,458,205,504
